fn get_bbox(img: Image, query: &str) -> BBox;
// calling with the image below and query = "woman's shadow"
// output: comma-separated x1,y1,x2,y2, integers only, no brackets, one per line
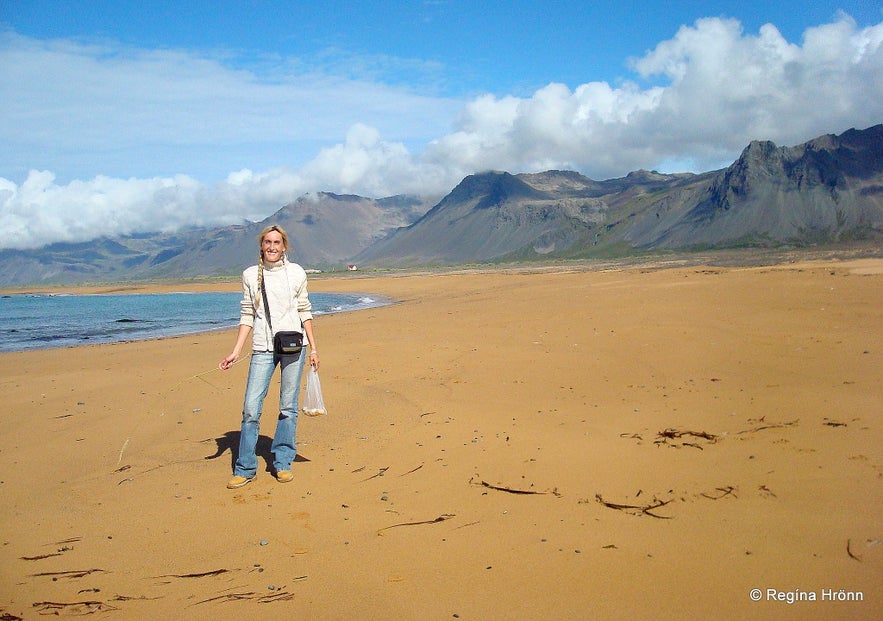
204,431,309,472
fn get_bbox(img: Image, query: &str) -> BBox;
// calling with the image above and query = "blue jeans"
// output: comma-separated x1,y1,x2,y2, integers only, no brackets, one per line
234,350,306,477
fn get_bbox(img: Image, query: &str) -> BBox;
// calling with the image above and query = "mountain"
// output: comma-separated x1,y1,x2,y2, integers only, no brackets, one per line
140,192,435,279
353,170,607,265
1,126,880,286
0,193,435,286
355,125,883,266
0,233,198,286
620,125,883,249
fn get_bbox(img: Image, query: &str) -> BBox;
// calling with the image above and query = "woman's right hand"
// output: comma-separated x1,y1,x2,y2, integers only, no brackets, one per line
220,325,252,371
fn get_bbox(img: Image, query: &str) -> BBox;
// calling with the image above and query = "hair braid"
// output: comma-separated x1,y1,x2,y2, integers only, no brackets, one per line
256,256,265,309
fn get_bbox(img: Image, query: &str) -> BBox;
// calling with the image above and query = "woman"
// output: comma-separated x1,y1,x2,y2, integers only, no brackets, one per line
219,225,320,489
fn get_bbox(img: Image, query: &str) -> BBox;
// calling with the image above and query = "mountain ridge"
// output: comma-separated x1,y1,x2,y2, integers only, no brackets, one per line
356,124,882,266
1,125,880,286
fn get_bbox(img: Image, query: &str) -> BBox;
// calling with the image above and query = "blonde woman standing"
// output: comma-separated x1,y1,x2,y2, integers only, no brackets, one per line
219,225,319,489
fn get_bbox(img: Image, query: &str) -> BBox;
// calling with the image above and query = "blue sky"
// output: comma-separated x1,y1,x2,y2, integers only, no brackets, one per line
5,1,880,94
0,0,881,249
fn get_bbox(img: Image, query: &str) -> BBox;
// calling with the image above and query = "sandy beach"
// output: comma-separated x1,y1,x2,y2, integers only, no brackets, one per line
0,257,880,620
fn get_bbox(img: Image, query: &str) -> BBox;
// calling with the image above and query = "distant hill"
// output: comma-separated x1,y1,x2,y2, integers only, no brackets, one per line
140,192,435,279
0,125,880,286
0,193,436,285
356,125,883,266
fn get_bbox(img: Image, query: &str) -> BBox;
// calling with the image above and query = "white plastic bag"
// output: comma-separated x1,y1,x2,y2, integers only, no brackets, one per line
302,366,327,416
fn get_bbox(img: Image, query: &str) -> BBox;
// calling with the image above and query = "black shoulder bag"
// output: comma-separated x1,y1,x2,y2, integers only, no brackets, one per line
261,281,303,355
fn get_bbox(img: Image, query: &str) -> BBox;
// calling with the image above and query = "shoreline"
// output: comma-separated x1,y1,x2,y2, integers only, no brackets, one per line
0,290,396,354
2,244,881,296
0,255,880,619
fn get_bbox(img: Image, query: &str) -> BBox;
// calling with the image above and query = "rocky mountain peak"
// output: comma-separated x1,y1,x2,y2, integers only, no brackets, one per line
444,171,548,208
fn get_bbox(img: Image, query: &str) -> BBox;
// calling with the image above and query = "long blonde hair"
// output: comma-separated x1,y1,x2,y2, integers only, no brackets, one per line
256,225,290,302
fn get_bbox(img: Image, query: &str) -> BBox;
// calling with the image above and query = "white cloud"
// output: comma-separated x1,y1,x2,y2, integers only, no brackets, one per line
433,14,883,176
1,14,881,250
626,15,883,155
0,170,209,249
0,30,458,181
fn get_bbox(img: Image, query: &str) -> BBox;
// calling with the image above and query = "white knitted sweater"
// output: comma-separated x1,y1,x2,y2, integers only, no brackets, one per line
238,258,313,352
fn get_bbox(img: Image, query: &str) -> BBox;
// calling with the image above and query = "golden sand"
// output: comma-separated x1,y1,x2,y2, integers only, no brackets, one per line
0,258,880,619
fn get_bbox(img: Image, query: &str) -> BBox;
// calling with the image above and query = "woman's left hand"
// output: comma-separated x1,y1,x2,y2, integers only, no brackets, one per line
309,350,320,369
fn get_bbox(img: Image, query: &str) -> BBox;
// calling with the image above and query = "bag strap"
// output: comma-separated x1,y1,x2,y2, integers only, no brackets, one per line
260,281,274,333
260,267,297,336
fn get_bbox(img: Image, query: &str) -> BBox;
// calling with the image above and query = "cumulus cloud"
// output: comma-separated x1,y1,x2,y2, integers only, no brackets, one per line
1,170,212,248
430,14,883,176
627,16,883,160
1,14,881,250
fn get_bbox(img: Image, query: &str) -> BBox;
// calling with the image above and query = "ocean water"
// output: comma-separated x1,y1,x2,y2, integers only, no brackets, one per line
0,291,390,352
